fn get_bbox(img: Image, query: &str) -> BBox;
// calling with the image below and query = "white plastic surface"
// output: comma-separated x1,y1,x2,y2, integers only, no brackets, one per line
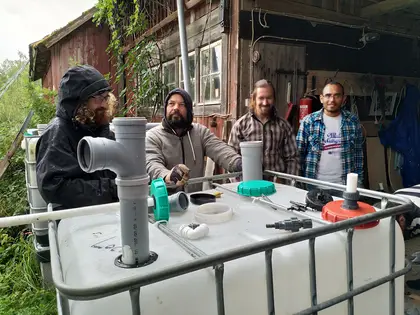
194,203,233,224
346,173,358,193
27,185,47,208
239,141,263,181
56,183,405,315
25,160,37,186
27,137,39,163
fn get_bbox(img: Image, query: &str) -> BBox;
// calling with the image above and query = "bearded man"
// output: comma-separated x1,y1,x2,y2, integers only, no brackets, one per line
36,65,119,210
146,88,242,193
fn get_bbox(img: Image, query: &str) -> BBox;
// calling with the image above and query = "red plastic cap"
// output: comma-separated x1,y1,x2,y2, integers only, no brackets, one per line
321,200,379,229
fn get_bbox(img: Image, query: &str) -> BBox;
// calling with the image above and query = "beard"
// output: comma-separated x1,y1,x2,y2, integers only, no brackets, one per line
167,112,189,129
75,106,112,127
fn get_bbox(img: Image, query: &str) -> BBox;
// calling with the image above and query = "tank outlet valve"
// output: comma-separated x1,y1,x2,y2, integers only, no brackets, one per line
266,217,313,232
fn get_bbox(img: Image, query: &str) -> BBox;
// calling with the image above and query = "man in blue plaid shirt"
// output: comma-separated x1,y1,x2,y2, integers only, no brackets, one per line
296,82,364,187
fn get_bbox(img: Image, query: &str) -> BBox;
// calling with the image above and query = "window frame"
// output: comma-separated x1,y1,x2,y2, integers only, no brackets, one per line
179,51,197,104
198,40,222,105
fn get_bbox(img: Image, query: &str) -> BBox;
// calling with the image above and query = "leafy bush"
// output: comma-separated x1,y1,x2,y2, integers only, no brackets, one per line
0,54,57,314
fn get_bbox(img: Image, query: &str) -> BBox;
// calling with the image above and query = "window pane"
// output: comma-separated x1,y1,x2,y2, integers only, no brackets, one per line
180,55,196,81
212,45,222,73
201,76,211,102
211,74,221,100
190,78,195,102
168,63,176,83
201,49,210,76
163,66,170,84
180,80,195,102
189,55,195,79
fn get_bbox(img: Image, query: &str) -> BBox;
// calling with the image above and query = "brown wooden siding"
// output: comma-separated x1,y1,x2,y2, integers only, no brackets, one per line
45,21,118,95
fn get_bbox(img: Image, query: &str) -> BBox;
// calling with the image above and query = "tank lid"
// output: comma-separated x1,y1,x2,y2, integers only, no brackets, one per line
237,180,276,197
321,200,379,229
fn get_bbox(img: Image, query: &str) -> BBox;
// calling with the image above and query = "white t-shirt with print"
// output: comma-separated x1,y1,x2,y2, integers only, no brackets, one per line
316,113,343,184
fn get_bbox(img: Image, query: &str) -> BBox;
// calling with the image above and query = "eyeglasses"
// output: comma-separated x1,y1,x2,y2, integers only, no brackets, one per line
91,94,110,103
322,93,343,100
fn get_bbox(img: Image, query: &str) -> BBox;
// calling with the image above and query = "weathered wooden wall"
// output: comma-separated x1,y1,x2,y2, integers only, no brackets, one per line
42,21,118,95
252,43,306,116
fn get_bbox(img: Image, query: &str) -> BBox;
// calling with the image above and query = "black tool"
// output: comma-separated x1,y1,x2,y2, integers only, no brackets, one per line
189,193,216,205
288,201,310,212
305,189,333,211
266,217,313,232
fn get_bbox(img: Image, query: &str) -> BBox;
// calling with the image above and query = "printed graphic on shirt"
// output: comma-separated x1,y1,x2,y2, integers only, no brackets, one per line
322,131,341,156
316,114,342,184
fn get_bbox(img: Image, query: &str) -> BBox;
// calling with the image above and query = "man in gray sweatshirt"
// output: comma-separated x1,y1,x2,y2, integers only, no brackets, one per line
146,88,242,193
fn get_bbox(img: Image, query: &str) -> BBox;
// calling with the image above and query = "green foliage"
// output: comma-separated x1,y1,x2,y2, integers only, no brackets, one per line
0,53,57,314
94,0,167,118
26,82,57,126
0,233,56,315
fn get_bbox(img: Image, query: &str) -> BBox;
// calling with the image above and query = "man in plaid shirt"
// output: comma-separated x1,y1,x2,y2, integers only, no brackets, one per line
229,79,299,179
296,82,364,187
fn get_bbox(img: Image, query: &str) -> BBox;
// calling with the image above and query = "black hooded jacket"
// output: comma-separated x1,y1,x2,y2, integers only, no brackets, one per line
35,65,118,210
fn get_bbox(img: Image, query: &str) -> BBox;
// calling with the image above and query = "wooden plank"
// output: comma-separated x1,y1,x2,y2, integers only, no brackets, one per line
122,0,205,54
0,110,34,180
361,0,418,17
366,137,389,191
252,0,420,37
252,42,306,117
322,0,336,11
158,7,221,59
256,0,367,24
306,70,420,96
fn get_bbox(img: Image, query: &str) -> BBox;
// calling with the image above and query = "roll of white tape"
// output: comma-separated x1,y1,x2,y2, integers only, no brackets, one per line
194,203,233,224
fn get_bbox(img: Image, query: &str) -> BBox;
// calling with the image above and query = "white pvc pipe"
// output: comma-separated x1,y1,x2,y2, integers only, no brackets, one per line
0,198,156,229
179,223,209,240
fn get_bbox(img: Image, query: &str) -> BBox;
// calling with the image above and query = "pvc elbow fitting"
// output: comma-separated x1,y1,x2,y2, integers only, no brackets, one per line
179,223,209,240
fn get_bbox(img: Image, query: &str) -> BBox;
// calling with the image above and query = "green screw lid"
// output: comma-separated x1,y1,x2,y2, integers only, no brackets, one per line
237,180,276,197
150,178,170,221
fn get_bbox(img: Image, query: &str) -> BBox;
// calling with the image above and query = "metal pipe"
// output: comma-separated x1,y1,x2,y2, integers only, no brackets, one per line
176,0,190,94
78,117,150,266
212,182,329,225
49,201,411,300
264,170,414,205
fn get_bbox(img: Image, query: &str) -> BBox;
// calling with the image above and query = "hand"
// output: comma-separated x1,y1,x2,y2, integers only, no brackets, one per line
397,214,406,232
165,164,190,187
233,159,242,172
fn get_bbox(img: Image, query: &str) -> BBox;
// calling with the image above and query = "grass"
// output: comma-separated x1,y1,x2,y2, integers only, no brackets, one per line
0,57,58,315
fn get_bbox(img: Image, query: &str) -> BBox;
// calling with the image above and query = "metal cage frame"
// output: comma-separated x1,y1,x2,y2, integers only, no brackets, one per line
49,170,414,315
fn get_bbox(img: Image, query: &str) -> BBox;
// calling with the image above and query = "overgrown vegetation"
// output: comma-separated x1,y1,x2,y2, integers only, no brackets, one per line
0,53,57,315
94,0,167,118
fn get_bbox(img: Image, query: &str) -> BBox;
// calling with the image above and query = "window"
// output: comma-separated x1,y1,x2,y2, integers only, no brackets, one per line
200,41,222,103
179,52,196,103
162,60,176,96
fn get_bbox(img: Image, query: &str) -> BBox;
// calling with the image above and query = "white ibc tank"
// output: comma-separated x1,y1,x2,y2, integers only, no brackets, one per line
56,183,405,315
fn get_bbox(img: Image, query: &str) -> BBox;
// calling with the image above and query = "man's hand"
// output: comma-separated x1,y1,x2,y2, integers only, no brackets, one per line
164,164,190,187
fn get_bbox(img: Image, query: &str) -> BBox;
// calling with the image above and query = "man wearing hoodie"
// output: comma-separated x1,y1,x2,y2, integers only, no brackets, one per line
36,65,119,210
146,88,242,193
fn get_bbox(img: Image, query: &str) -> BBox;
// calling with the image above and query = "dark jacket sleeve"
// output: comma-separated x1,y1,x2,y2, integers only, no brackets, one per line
35,128,118,209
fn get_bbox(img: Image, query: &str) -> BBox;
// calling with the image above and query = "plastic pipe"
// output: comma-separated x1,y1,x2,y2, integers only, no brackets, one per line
346,173,358,193
78,137,137,178
78,117,150,266
0,202,120,228
169,191,189,212
179,223,209,240
240,141,263,181
0,191,189,228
